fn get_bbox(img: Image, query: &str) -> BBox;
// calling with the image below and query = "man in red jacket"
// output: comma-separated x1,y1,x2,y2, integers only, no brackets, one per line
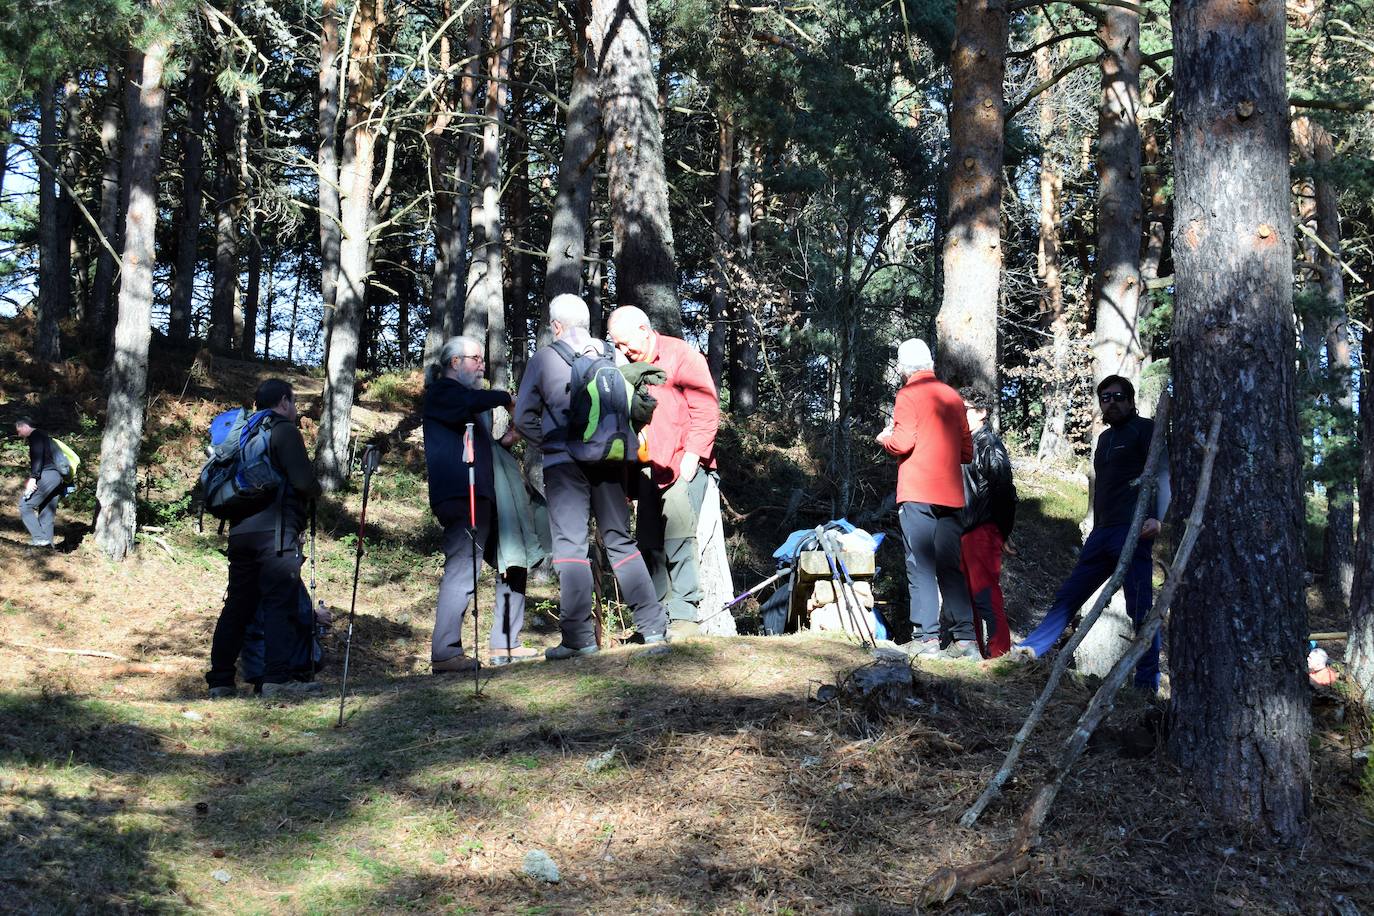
609,305,721,635
877,339,977,659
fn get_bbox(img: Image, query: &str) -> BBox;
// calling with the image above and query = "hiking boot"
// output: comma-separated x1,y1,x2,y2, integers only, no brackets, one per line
432,654,480,674
899,638,943,659
637,633,671,657
488,646,540,667
667,619,701,639
943,640,982,661
260,680,325,699
545,643,599,661
207,685,237,700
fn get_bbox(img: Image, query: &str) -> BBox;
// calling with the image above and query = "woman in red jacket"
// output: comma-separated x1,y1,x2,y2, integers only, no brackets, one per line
877,339,978,660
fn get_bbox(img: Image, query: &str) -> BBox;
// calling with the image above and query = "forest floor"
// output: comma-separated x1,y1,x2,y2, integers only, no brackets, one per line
1,340,1372,914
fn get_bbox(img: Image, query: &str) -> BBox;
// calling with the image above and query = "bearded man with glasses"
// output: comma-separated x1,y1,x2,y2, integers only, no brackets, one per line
1012,374,1171,692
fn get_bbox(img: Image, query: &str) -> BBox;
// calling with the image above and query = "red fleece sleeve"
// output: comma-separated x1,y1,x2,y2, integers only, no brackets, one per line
883,388,916,457
678,347,721,460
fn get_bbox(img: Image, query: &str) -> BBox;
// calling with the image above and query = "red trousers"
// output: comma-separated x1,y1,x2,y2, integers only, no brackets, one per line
960,523,1009,658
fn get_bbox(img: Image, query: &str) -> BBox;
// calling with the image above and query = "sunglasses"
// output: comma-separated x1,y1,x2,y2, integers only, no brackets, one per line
1099,391,1129,403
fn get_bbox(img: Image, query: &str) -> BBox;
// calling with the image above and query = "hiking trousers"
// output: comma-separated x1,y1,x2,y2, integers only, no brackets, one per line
545,462,667,648
636,470,709,622
433,497,527,661
899,501,974,642
961,523,1009,657
18,468,63,545
207,529,306,688
1019,523,1159,689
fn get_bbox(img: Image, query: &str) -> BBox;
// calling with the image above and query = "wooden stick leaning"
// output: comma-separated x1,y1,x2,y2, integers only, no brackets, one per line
960,390,1171,828
925,411,1222,905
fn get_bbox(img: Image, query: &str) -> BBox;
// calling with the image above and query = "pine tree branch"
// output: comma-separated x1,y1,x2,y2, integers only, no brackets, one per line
1008,29,1097,58
1007,54,1099,120
1291,96,1374,113
11,138,122,272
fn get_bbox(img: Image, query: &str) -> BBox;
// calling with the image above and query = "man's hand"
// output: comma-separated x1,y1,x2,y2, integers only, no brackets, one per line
876,422,894,445
679,452,700,483
23,478,36,498
498,428,521,449
1141,518,1161,540
1002,539,1019,557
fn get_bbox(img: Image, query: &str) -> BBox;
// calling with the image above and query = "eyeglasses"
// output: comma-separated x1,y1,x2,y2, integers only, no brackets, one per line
1099,391,1129,403
456,354,484,364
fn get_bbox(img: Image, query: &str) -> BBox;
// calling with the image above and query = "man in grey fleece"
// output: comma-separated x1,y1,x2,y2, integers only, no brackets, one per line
513,294,668,658
15,417,64,548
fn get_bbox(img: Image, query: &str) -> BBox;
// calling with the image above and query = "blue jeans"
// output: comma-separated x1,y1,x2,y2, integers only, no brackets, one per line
1019,524,1159,689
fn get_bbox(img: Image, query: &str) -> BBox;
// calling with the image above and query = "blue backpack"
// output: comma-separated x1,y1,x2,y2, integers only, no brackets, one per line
199,408,285,522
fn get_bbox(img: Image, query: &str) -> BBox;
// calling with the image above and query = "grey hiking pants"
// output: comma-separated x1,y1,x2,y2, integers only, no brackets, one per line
636,470,709,621
898,501,974,642
433,497,528,661
19,468,64,545
545,462,667,648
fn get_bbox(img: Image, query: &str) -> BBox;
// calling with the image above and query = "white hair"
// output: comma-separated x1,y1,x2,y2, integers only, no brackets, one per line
607,305,651,338
426,335,482,385
896,338,933,376
549,293,591,331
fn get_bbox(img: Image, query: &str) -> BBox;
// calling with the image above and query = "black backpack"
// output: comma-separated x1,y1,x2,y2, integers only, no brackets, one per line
551,340,636,462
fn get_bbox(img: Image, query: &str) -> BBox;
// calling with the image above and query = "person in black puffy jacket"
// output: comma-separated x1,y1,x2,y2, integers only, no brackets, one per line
956,387,1017,657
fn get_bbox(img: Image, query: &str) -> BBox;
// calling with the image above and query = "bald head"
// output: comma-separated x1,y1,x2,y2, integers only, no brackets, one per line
608,306,656,363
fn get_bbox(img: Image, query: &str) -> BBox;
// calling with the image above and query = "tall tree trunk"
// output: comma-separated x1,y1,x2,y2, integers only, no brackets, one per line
728,141,762,416
1091,5,1143,389
423,2,461,364
170,56,206,345
707,108,734,387
94,35,170,560
1167,0,1310,842
424,9,481,366
1034,31,1071,461
241,215,262,359
89,65,124,342
286,265,303,363
207,79,240,355
0,108,9,192
1346,325,1374,703
543,22,601,312
464,0,513,386
1292,117,1324,389
36,78,64,362
589,0,682,337
317,0,386,491
507,38,531,382
935,0,1005,391
318,0,342,362
56,78,84,323
261,249,276,360
1313,126,1354,603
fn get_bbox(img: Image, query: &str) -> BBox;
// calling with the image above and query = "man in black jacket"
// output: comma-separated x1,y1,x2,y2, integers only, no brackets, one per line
1015,375,1170,690
15,417,64,548
956,388,1017,658
205,379,323,699
423,336,532,673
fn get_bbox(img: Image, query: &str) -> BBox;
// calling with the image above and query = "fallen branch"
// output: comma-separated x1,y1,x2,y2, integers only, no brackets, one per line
3,641,130,661
960,389,1170,828
927,411,1221,905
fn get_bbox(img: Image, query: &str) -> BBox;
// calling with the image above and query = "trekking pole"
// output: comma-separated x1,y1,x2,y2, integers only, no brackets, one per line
815,527,873,648
820,529,877,646
337,444,381,728
308,500,317,609
465,423,480,696
697,567,793,626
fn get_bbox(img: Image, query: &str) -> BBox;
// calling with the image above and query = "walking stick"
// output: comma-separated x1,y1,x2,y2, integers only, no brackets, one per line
822,530,877,646
697,566,793,627
815,527,874,648
337,444,381,728
465,423,481,696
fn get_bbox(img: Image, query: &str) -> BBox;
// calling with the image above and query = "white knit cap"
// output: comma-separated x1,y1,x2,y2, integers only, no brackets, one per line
896,338,933,374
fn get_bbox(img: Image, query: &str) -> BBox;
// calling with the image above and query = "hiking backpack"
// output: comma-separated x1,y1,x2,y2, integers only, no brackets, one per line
198,408,285,522
551,340,636,462
50,437,80,479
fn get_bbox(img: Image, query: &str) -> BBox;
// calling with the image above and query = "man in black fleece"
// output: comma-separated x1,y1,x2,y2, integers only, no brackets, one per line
1015,375,1170,689
423,336,529,673
15,417,63,547
205,379,323,699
